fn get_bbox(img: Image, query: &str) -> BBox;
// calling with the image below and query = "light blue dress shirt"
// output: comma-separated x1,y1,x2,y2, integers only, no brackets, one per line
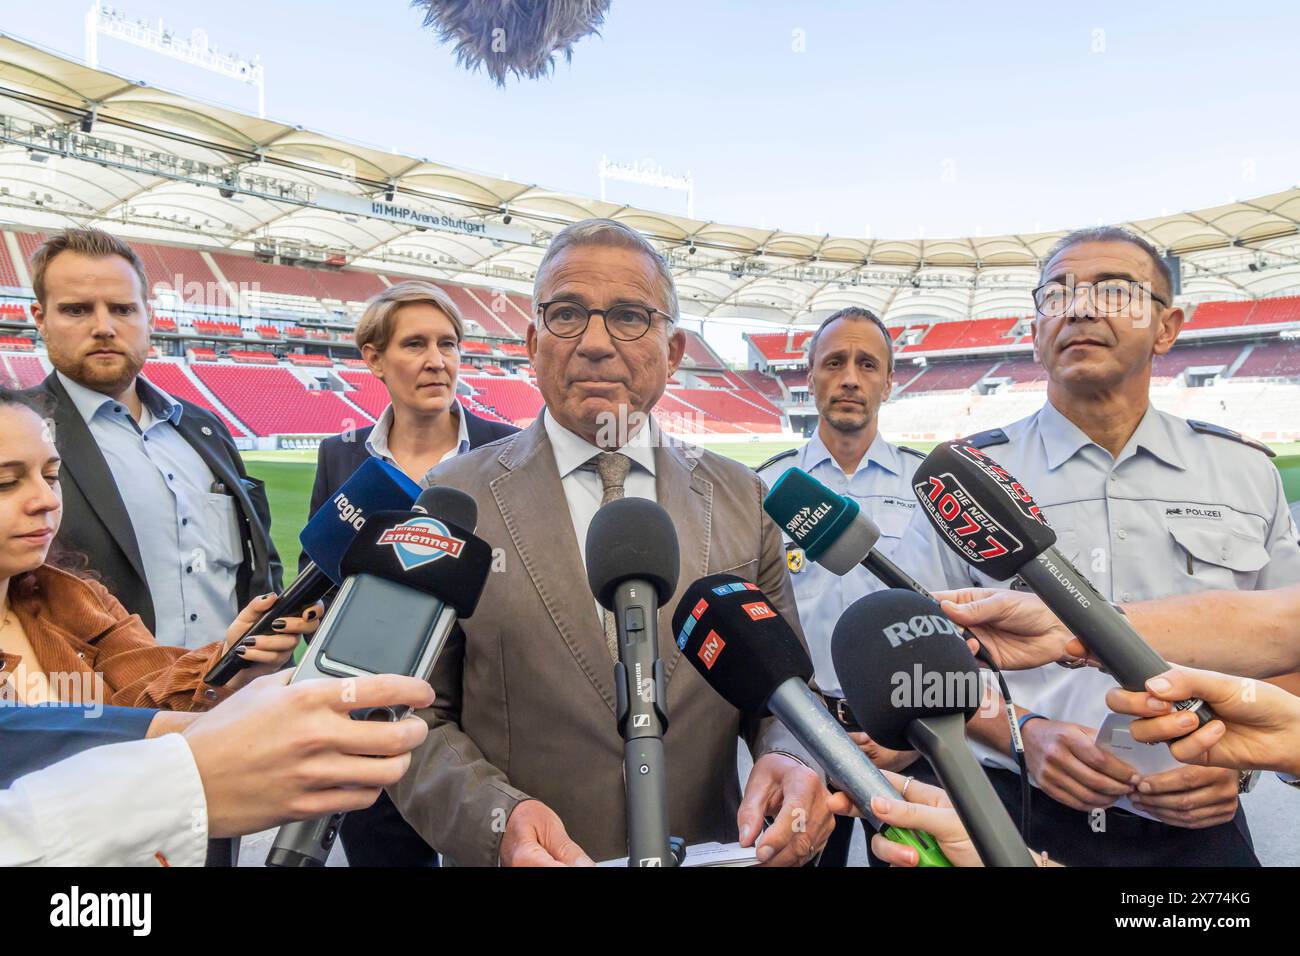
757,430,925,698
58,372,242,649
890,399,1300,769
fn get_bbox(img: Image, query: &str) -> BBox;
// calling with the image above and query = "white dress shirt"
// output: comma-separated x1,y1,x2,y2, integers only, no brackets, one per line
0,733,208,866
542,409,658,624
365,400,471,488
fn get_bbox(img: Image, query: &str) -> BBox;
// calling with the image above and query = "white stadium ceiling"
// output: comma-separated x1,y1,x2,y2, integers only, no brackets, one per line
1,33,1298,326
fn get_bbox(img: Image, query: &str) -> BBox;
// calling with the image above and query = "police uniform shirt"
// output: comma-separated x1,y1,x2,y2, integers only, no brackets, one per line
757,430,925,698
889,400,1300,770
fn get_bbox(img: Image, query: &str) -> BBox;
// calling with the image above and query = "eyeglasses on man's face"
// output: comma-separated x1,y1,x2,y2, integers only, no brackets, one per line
1031,278,1170,318
536,299,673,342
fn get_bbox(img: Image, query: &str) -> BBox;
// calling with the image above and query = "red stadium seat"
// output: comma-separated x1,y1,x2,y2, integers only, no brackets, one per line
141,361,247,437
194,365,372,436
338,370,391,418
461,375,545,425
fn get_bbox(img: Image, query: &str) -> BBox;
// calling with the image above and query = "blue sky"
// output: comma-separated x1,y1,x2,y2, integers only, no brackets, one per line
5,0,1298,240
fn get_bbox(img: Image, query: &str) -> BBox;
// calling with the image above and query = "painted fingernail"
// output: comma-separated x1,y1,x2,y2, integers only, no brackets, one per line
1147,676,1172,694
272,619,287,631
234,646,247,657
240,636,257,647
305,608,319,621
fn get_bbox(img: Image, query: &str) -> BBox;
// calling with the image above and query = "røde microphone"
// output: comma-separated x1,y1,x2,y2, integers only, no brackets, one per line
763,466,935,594
910,440,1213,727
833,589,1037,867
265,485,492,867
585,498,679,867
205,457,421,686
672,575,951,866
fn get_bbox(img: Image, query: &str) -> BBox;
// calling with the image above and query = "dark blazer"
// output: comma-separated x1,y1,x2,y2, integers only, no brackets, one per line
32,372,282,635
0,705,157,787
302,405,517,572
306,402,517,865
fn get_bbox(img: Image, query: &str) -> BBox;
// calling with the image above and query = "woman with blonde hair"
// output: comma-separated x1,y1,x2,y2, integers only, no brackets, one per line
305,280,516,866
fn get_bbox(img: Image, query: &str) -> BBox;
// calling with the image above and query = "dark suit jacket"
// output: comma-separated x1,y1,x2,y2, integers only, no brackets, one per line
302,405,517,573
0,705,157,787
33,372,281,636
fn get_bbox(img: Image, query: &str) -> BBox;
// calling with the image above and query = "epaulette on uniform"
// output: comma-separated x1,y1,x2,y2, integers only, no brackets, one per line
897,444,926,459
1187,419,1276,458
754,447,799,474
960,428,1010,449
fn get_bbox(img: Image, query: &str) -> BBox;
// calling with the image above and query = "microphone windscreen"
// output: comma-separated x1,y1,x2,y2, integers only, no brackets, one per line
671,574,812,716
299,457,421,583
762,467,861,563
910,441,1057,581
585,498,680,610
340,509,493,617
414,485,478,532
832,589,980,751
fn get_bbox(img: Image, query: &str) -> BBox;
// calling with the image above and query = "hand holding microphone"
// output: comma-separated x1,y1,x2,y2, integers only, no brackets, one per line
266,484,493,866
672,575,950,867
827,770,981,867
214,594,324,691
935,587,1081,671
832,589,1038,866
908,441,1214,731
1106,665,1300,778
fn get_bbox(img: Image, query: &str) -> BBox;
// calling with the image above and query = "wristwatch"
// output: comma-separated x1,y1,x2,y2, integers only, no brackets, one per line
1238,769,1262,793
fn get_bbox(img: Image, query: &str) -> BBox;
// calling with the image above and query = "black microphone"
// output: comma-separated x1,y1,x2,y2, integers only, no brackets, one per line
672,575,951,866
833,589,1038,867
585,498,679,867
910,440,1213,727
265,485,492,867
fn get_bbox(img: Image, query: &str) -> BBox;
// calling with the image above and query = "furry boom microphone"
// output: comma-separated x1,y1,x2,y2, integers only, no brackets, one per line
413,0,612,85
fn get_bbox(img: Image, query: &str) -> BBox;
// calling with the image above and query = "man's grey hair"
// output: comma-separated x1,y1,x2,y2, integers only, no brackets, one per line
806,306,894,372
532,218,679,323
1043,226,1175,302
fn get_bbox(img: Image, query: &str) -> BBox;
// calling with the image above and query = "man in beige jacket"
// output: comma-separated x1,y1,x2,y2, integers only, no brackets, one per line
390,219,834,866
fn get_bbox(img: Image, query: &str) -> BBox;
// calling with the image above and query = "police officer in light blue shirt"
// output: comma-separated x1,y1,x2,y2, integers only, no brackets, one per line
756,306,925,867
891,226,1300,866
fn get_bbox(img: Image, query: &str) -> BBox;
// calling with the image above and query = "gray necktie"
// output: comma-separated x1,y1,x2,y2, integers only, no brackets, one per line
594,452,632,661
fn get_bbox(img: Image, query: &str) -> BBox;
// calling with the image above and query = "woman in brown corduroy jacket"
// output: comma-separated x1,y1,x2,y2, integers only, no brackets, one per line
0,389,317,710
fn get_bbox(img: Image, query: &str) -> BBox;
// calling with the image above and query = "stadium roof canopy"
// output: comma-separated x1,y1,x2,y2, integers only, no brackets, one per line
2,33,1299,326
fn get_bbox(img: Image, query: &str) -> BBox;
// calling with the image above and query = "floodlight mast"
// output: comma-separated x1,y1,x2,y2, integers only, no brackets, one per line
85,1,266,117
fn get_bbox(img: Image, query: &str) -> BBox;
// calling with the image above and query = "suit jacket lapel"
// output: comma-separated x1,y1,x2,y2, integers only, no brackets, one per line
44,374,148,586
491,419,618,712
654,439,712,685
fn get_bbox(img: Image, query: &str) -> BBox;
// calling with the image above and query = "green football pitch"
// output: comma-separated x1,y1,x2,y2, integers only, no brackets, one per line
243,439,1300,587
